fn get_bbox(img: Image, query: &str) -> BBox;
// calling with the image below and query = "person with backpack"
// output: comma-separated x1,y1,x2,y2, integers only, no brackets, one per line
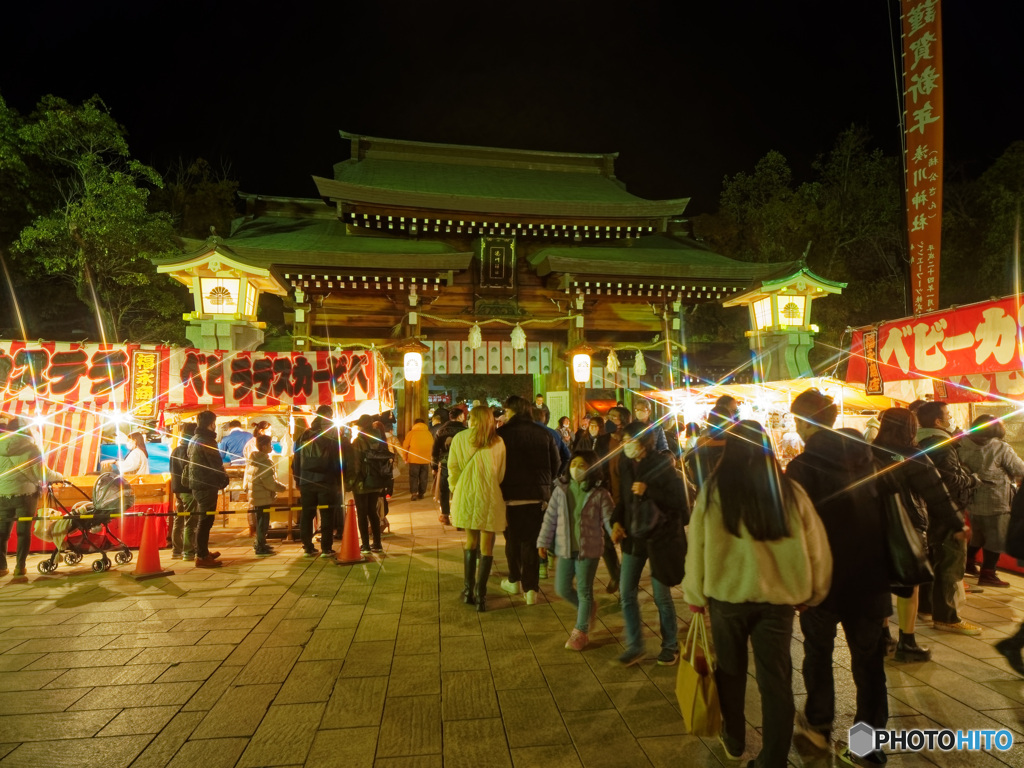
293,405,343,558
432,408,467,525
187,410,229,568
169,421,198,560
345,414,395,554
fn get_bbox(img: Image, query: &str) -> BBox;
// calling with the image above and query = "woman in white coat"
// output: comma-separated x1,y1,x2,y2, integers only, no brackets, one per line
448,406,506,612
118,432,149,477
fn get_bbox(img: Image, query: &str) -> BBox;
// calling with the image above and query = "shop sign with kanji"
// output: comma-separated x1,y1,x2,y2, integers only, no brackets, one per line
0,342,138,408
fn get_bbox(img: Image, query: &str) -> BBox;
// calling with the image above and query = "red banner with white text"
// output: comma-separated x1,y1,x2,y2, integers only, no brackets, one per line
901,0,944,313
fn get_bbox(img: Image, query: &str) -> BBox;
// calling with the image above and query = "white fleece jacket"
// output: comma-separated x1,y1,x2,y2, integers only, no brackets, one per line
682,480,832,608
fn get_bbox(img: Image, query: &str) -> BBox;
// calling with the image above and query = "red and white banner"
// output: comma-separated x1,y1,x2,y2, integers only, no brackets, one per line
901,0,944,313
847,295,1024,391
166,349,392,410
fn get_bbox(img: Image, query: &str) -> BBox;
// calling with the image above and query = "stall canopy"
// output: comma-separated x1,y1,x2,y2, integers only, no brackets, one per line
845,295,1024,403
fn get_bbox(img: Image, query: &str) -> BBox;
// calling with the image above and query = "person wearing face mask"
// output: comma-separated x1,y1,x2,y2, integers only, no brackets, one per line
572,415,619,592
573,416,610,457
631,400,669,454
610,422,688,666
537,450,614,650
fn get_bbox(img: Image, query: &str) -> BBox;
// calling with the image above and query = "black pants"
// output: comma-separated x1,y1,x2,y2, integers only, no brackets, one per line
354,492,382,549
192,490,219,559
710,599,795,768
504,503,545,592
300,484,339,553
253,506,270,551
801,604,888,734
439,467,452,517
918,531,964,624
171,493,198,558
0,493,35,571
408,464,430,497
602,528,620,583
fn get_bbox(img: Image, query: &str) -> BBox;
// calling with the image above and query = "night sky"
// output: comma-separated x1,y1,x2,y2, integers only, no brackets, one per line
2,1,1020,215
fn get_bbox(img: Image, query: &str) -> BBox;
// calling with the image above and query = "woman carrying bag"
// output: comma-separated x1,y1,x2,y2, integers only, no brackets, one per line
682,420,832,766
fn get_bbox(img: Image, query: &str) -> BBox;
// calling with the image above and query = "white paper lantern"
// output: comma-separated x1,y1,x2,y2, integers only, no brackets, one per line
404,352,423,382
572,353,591,384
468,323,482,350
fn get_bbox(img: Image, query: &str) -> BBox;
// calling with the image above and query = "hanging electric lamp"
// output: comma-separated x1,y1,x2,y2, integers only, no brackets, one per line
567,342,594,384
510,323,526,350
606,349,620,374
468,323,482,350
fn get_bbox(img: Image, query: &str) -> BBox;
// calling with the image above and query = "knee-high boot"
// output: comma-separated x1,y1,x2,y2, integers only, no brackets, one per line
476,555,493,613
462,549,478,605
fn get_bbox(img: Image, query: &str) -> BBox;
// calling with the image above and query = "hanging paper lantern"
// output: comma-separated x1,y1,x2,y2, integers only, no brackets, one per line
510,323,526,350
606,349,620,374
634,350,647,376
468,323,482,350
404,352,423,383
572,353,592,383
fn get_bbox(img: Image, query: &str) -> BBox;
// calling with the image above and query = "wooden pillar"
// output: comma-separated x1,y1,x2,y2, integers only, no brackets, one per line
567,321,586,430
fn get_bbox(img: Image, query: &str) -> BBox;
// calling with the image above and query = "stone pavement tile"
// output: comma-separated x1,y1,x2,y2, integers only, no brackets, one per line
103,631,207,649
300,627,356,662
403,581,439,604
481,623,531,652
440,635,488,671
510,745,583,768
323,676,388,728
59,610,156,625
220,632,268,667
0,637,26,655
126,711,204,768
233,645,301,686
376,694,441,758
155,661,222,683
165,737,248,768
0,623,92,639
128,645,235,666
331,587,374,607
581,641,649,684
97,705,180,736
0,669,63,692
237,702,325,767
602,681,687,738
440,669,499,721
285,597,333,621
365,593,405,615
438,605,481,638
562,710,652,768
356,614,401,643
542,662,613,712
373,757,442,768
263,628,314,648
0,613,69,628
5,635,113,653
388,654,440,697
79,620,181,636
885,665,929,688
889,686,1009,732
496,689,571,748
400,601,440,626
67,681,202,710
169,616,261,633
0,709,118,741
225,604,273,618
150,606,235,622
181,666,240,712
0,687,88,713
637,734,720,768
45,664,168,689
339,641,395,678
899,664,1024,710
196,629,250,645
981,707,1024,732
528,632,587,667
276,660,343,705
395,622,439,656
443,718,511,768
0,744,14,760
0,734,151,768
488,651,546,691
251,585,291,597
24,648,142,670
252,607,291,634
305,725,378,768
983,681,1024,707
191,682,280,739
318,604,365,629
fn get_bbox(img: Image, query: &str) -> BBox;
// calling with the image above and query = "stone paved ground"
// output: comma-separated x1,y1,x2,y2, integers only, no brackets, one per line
1,495,1023,767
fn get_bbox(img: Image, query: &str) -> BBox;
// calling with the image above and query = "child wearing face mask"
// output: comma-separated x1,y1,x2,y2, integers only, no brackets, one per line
536,450,615,650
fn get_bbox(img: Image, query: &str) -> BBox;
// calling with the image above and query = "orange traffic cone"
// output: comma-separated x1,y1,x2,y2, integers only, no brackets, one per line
336,499,365,565
127,514,175,580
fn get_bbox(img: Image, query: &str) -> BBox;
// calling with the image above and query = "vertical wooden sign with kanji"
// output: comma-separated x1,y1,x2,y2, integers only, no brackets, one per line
901,0,943,314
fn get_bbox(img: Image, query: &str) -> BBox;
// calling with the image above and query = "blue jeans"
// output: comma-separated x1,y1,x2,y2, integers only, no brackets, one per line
619,550,678,655
555,554,600,632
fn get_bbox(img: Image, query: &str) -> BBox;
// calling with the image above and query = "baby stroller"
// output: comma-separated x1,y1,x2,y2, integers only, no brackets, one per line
36,473,135,574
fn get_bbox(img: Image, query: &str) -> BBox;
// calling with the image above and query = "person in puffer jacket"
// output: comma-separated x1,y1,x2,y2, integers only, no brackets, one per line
537,450,614,651
247,435,286,556
0,417,64,577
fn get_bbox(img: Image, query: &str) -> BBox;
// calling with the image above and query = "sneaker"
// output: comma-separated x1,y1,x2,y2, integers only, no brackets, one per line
500,578,521,595
656,648,680,666
255,549,274,557
303,549,318,558
718,732,744,761
195,556,222,568
793,712,830,754
995,638,1024,676
933,619,982,636
171,551,182,559
538,562,548,579
525,590,538,605
978,570,1010,588
208,551,221,560
182,554,196,561
606,579,619,594
360,545,372,554
565,629,589,651
618,648,645,667
370,545,383,554
12,566,26,577
320,550,335,559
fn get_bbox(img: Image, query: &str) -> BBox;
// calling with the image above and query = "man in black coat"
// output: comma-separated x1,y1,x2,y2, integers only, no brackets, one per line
187,410,229,568
498,395,561,604
786,389,889,765
292,404,343,558
168,421,198,560
431,408,467,525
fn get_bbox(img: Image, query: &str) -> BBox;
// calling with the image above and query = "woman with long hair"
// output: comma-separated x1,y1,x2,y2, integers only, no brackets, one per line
118,431,150,477
448,406,506,611
872,407,964,659
683,420,832,766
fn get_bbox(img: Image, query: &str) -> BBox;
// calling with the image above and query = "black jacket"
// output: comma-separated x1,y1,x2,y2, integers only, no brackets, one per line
872,445,963,543
786,428,891,619
497,414,561,502
432,420,467,467
292,416,342,489
169,441,190,494
187,427,228,495
916,429,979,510
572,431,611,457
